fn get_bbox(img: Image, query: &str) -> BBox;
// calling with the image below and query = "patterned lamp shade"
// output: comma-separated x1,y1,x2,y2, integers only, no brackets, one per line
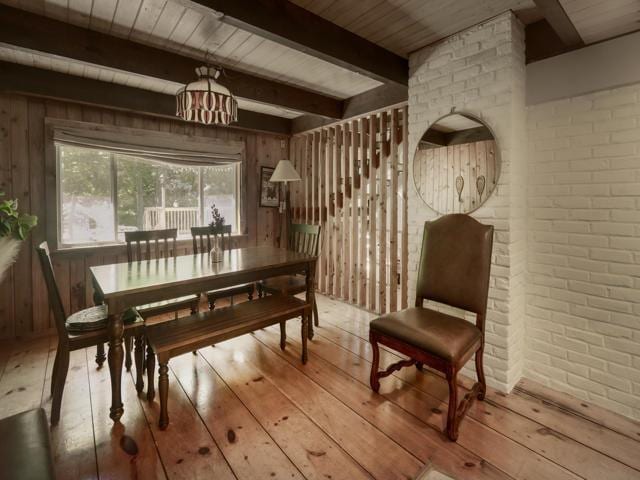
176,66,238,125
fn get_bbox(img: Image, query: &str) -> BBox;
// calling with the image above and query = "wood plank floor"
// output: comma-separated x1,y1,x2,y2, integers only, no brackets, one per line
1,294,640,480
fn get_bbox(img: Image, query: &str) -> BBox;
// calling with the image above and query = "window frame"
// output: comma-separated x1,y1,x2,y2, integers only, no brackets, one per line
46,119,246,251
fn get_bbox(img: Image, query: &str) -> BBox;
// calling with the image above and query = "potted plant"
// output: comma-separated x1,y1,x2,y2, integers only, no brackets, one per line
0,192,37,282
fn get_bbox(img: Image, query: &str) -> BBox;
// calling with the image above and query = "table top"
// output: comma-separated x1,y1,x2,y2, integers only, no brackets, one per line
90,246,316,299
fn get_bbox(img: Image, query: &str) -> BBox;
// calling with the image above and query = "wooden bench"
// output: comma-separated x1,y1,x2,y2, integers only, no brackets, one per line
146,294,311,429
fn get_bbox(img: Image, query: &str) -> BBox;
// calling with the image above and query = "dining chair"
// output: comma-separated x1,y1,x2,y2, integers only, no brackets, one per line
369,214,493,441
123,228,201,391
257,223,321,344
190,225,254,308
36,241,145,425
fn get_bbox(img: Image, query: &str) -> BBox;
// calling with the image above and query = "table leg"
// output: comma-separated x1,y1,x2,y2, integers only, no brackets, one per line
306,262,316,340
108,312,125,422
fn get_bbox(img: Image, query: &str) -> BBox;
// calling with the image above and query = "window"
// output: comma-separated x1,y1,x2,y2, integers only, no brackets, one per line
57,144,239,247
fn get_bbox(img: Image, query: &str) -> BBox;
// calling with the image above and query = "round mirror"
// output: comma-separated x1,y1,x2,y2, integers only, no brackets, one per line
413,112,499,214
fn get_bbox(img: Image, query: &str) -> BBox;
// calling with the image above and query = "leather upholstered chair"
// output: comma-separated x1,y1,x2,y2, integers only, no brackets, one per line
369,214,494,441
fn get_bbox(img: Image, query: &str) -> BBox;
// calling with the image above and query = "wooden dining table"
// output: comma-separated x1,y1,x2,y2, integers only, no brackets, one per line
90,245,317,423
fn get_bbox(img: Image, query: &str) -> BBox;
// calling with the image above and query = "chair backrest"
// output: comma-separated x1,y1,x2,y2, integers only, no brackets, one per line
191,225,232,254
288,223,321,256
35,242,69,343
125,228,178,262
415,214,494,329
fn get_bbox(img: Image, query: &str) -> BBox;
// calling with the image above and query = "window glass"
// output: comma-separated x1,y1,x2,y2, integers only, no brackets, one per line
57,144,239,247
59,145,115,244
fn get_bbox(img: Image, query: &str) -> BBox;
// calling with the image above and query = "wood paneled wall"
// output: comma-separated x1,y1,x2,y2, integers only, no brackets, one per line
0,93,287,340
414,139,497,214
290,105,409,314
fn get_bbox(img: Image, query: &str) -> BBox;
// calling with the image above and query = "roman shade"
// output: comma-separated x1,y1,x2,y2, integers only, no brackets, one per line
48,119,244,166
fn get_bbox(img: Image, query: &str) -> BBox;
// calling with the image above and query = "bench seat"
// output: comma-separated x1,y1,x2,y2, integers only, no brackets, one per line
146,294,311,429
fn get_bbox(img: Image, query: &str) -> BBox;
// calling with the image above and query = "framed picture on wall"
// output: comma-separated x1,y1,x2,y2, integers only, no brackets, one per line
259,166,279,208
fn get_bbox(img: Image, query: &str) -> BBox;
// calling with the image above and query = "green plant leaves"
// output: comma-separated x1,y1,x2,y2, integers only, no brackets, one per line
0,191,38,240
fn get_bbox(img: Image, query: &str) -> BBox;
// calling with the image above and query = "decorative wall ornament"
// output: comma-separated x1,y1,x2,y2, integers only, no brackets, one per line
455,175,464,203
176,66,238,125
413,112,499,214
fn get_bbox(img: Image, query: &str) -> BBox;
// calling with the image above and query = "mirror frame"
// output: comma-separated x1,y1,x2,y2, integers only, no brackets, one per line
413,111,501,215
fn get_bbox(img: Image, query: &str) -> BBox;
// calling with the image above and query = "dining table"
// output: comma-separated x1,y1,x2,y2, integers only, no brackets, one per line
90,245,317,423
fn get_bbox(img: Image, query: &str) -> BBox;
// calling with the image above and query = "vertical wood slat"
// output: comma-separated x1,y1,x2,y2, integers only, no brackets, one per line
367,113,377,312
0,94,15,337
326,128,334,296
389,109,399,312
350,120,359,304
318,130,326,293
333,125,342,299
378,112,388,314
400,105,409,310
342,123,350,300
358,117,367,307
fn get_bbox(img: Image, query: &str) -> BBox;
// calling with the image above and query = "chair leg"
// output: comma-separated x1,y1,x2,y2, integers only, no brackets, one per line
190,301,198,315
158,362,169,430
95,343,106,368
134,336,145,394
51,348,70,425
50,346,61,396
312,299,319,327
146,344,155,402
247,284,254,301
369,331,381,393
475,346,486,401
416,362,424,371
257,283,264,298
124,336,133,372
208,298,215,311
300,313,308,364
279,321,286,350
446,369,459,441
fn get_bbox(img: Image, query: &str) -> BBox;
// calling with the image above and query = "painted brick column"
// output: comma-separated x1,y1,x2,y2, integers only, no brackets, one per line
407,12,527,392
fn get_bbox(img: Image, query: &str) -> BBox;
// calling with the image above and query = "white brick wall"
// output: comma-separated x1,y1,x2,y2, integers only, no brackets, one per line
527,84,640,420
408,12,527,392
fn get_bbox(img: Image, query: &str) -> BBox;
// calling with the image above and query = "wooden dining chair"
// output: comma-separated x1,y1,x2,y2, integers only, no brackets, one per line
369,214,493,441
191,225,254,308
124,228,201,392
257,223,321,343
36,241,145,425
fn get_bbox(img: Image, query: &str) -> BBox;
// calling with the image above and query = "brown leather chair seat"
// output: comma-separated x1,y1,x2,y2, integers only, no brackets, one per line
370,307,482,362
0,408,55,479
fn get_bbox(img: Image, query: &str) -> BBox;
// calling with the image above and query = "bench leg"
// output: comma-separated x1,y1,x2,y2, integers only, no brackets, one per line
124,336,133,372
146,344,155,402
301,313,308,364
279,321,286,350
134,335,145,393
158,362,169,430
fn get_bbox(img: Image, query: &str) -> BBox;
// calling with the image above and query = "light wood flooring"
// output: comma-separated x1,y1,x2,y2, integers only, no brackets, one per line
1,294,639,480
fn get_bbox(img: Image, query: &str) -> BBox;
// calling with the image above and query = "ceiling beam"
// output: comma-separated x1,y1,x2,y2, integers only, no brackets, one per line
0,61,291,135
532,0,583,48
191,0,408,86
525,19,577,63
291,83,408,133
0,4,342,119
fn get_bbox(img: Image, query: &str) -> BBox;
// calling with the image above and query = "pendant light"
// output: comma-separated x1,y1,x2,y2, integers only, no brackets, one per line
176,65,238,125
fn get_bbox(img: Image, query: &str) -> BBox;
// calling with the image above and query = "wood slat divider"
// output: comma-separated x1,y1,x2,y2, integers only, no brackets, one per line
291,105,407,315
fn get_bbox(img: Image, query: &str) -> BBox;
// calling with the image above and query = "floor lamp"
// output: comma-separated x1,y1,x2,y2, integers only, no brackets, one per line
269,160,301,247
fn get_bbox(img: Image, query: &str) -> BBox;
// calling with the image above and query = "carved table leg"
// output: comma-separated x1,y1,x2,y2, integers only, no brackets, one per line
108,311,125,422
158,361,169,430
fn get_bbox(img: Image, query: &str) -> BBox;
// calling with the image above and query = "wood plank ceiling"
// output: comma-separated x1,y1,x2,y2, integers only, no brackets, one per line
0,0,638,125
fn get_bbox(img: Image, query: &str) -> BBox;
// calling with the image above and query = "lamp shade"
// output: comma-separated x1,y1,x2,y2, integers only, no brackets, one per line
270,160,301,182
176,66,238,125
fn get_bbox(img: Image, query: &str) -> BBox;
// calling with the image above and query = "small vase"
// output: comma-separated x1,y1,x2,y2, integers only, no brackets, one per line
0,237,21,283
209,237,222,263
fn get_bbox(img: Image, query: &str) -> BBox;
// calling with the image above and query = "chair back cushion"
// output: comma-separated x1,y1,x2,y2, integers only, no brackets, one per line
416,214,493,316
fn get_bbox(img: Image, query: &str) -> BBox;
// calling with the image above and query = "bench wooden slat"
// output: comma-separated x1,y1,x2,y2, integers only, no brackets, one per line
147,295,310,360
